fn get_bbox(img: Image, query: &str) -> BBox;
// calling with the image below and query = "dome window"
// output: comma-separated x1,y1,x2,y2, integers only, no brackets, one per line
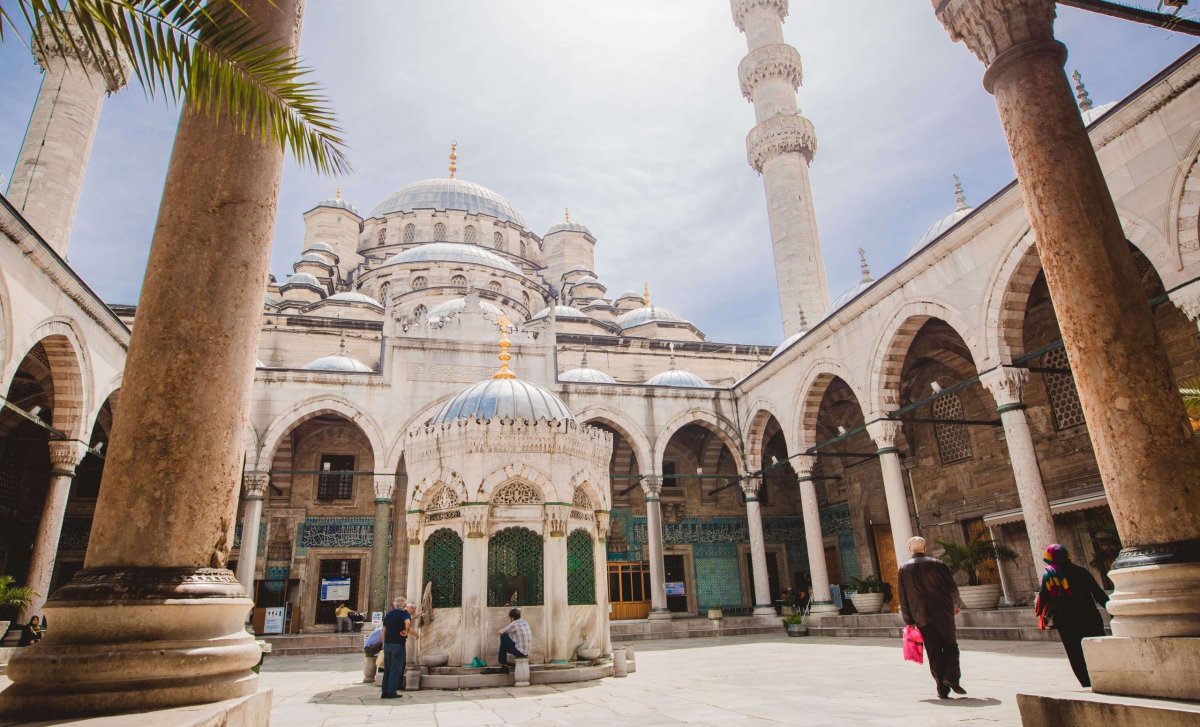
464,225,477,243
412,276,428,290
488,280,502,293
434,222,447,241
413,304,427,320
404,224,416,244
522,291,531,309
493,231,505,250
451,274,468,289
519,241,527,258
377,227,387,244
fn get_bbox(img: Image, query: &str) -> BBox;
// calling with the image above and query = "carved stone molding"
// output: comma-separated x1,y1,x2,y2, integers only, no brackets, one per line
50,567,244,603
545,504,571,537
594,510,611,542
740,477,762,498
793,455,817,478
1169,283,1200,324
46,440,87,476
242,472,270,500
746,114,817,171
406,511,424,544
462,505,488,538
641,477,663,499
738,43,803,100
865,419,904,450
731,0,789,32
372,475,396,501
980,366,1029,408
932,0,1056,68
33,16,129,91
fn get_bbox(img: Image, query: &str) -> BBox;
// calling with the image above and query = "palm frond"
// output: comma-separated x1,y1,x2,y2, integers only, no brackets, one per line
0,575,38,609
2,0,348,175
1180,377,1200,412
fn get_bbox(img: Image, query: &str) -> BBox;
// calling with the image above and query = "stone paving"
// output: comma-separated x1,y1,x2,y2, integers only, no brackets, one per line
261,634,1086,726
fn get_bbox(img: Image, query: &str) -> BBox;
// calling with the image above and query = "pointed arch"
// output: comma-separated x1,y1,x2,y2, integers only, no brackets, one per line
651,409,743,477
7,317,93,440
479,464,553,502
789,359,867,452
743,400,787,473
254,396,386,472
575,407,651,477
408,468,468,510
0,270,11,389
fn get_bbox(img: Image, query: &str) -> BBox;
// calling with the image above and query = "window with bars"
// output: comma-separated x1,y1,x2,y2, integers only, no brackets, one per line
567,530,595,604
488,280,502,293
493,231,505,249
377,228,386,244
1042,347,1086,430
662,461,681,491
933,393,972,464
451,274,467,288
317,454,355,501
464,225,477,243
412,276,427,290
403,224,416,243
519,241,527,258
433,223,446,241
423,528,463,607
487,527,543,606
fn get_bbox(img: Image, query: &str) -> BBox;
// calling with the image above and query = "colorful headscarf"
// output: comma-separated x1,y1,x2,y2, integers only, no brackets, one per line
1040,544,1073,598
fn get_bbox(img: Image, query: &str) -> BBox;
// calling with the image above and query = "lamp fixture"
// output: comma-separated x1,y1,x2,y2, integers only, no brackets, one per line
930,381,943,394
28,405,42,418
837,425,848,436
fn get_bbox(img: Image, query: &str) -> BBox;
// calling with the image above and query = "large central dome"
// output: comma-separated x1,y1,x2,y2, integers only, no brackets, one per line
370,178,527,227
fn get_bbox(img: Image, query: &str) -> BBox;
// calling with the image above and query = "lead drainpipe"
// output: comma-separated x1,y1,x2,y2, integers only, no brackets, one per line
903,463,921,533
988,524,1014,607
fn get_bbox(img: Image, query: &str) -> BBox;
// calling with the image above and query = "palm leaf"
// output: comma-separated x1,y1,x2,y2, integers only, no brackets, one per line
1181,377,1200,412
0,575,37,610
0,0,348,175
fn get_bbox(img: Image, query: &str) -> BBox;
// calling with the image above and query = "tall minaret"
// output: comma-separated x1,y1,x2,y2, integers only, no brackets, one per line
6,19,127,255
732,0,829,336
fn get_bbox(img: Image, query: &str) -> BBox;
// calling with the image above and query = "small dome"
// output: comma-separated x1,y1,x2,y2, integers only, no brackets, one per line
560,367,616,384
1082,101,1116,126
530,305,586,320
326,291,382,306
911,176,974,257
382,242,520,274
616,290,642,300
431,378,573,423
769,330,805,360
312,193,360,216
617,306,687,328
574,276,602,286
427,297,503,321
299,253,333,265
282,272,321,288
370,178,527,227
827,279,874,316
646,369,709,388
306,242,334,253
303,352,373,373
264,293,279,306
547,221,592,236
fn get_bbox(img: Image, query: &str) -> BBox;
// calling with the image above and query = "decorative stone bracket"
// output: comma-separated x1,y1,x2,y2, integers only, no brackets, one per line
595,510,611,542
545,504,571,537
462,504,488,538
405,511,424,544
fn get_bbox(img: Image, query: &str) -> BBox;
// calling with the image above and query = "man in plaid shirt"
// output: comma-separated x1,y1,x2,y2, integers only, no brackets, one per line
496,607,532,671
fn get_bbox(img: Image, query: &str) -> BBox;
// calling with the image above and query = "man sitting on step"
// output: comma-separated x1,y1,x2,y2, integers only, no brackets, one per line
496,607,532,673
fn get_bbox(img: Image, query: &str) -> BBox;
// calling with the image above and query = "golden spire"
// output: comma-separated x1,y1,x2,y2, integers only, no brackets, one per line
493,315,517,379
335,186,343,202
643,282,650,307
449,141,457,179
565,208,570,223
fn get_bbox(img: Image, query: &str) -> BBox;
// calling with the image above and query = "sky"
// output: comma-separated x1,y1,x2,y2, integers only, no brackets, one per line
0,1,1196,345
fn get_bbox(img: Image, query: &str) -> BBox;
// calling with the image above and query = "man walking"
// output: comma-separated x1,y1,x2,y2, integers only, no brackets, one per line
898,536,965,699
496,607,531,672
380,595,411,699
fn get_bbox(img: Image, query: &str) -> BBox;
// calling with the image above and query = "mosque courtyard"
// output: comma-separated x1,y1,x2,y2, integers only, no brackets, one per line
255,635,1080,727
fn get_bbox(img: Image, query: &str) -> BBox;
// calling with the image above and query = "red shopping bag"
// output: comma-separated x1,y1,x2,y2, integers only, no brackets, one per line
903,624,924,664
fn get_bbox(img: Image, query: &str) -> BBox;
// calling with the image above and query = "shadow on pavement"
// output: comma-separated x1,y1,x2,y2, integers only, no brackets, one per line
919,696,1003,707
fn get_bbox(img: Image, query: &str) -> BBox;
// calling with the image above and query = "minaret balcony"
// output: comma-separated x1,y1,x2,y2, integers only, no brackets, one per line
738,43,803,100
746,113,817,171
731,0,790,32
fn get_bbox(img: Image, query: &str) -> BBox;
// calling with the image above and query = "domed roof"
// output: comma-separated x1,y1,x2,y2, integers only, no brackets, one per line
427,297,503,321
646,369,709,388
326,291,382,306
299,253,333,265
617,305,688,329
430,378,573,423
530,305,586,320
826,250,876,316
370,178,527,227
1081,101,1116,126
910,175,974,257
547,221,592,236
574,276,602,286
303,352,373,373
616,290,642,300
560,367,616,384
312,190,360,216
282,272,321,288
381,242,521,274
769,330,805,360
305,242,334,253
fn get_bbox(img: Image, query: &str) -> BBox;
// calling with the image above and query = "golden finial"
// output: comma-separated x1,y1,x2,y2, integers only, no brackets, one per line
449,141,457,179
643,283,650,307
565,208,570,223
335,186,343,202
493,315,517,379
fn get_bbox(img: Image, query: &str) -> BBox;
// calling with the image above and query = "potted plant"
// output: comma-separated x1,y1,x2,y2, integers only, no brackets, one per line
936,534,1018,609
782,612,806,637
0,576,37,640
847,576,886,614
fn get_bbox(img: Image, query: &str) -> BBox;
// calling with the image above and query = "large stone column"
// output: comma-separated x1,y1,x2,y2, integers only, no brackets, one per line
543,505,571,662
23,440,86,619
935,0,1200,701
794,457,837,614
594,510,612,653
742,478,777,616
369,476,394,614
642,478,670,619
7,17,127,254
980,367,1057,571
865,420,915,570
0,2,306,716
460,505,488,665
234,473,269,594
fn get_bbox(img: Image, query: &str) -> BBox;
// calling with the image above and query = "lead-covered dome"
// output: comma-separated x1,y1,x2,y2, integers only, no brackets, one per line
431,378,574,423
560,367,616,384
547,221,592,236
530,305,587,320
910,175,974,257
381,242,521,274
616,305,688,329
427,297,504,322
646,369,709,387
326,291,382,306
370,178,527,227
303,352,373,373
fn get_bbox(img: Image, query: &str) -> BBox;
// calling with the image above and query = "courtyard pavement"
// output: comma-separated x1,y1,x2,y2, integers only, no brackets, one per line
261,634,1086,726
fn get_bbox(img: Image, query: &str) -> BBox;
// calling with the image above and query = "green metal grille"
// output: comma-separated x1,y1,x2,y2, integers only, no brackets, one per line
487,527,543,606
567,530,595,605
423,528,463,608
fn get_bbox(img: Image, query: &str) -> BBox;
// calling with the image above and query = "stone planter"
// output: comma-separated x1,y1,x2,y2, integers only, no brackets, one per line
785,622,807,637
780,605,796,616
958,583,1002,610
577,647,601,661
849,592,886,614
707,608,723,620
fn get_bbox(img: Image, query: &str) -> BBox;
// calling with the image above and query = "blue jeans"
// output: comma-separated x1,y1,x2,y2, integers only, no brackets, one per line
498,633,525,667
382,642,406,695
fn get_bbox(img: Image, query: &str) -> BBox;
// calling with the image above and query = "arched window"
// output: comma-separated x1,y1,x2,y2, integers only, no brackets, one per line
488,526,543,606
412,276,428,290
493,231,505,250
1041,347,1085,430
413,304,427,320
519,241,527,258
488,280,502,293
403,224,416,244
933,393,972,464
380,282,390,302
434,223,446,241
451,274,468,288
377,227,387,244
464,225,477,243
522,291,530,309
567,530,595,605
423,528,463,607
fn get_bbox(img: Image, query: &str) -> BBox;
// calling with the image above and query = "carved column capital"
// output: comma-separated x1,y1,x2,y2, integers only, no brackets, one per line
405,511,424,545
740,476,762,499
1168,282,1200,324
372,475,395,502
738,43,803,100
792,455,817,479
932,0,1060,91
545,504,571,537
746,114,817,171
865,419,905,451
731,0,789,32
981,366,1030,410
242,472,270,500
641,477,663,500
594,510,611,542
47,440,87,477
462,504,488,539
33,15,129,91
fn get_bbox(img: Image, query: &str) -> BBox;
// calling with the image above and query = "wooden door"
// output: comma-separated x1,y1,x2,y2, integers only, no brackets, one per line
824,545,842,587
873,524,900,612
608,561,651,620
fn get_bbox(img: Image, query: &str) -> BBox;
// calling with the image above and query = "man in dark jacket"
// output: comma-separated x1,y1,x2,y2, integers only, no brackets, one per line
898,536,965,699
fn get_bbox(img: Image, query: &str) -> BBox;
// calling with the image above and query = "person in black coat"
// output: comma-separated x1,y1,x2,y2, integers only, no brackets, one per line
898,536,966,699
17,615,42,646
1034,544,1109,687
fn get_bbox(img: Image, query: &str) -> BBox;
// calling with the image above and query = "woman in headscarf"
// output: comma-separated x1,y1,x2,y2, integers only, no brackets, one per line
1034,544,1110,687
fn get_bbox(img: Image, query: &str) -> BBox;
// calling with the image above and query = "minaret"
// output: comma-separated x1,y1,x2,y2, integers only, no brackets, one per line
7,18,127,255
732,0,829,336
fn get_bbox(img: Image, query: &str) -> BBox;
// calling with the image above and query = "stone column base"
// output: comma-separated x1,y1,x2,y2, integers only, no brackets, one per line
808,601,839,615
1018,688,1200,727
1107,559,1200,638
648,609,672,620
1083,636,1200,701
752,605,778,617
